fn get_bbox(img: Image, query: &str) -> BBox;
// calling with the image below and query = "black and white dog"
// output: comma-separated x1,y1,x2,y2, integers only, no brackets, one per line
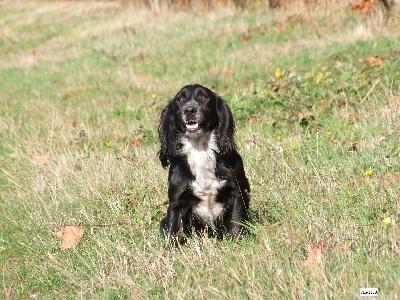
158,84,250,246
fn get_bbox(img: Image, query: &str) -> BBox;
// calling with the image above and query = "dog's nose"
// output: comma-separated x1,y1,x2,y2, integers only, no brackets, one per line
184,106,197,115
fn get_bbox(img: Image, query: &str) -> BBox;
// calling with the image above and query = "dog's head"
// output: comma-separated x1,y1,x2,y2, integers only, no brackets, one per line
173,84,219,138
158,84,235,167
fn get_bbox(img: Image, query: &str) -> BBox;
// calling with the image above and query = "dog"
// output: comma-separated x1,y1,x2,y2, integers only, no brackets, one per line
158,84,250,246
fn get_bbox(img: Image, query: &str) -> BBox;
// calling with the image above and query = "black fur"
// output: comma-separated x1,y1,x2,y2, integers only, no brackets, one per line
158,84,250,246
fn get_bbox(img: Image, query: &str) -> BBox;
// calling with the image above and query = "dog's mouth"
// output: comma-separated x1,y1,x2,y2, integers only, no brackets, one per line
185,121,199,131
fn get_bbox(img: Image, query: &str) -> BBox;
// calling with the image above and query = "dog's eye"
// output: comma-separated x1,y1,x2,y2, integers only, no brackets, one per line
200,95,208,101
177,96,185,103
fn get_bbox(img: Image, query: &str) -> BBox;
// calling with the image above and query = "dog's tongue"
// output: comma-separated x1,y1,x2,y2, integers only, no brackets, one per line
186,122,198,130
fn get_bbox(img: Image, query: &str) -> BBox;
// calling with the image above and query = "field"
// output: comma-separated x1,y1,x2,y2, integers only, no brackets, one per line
1,0,399,298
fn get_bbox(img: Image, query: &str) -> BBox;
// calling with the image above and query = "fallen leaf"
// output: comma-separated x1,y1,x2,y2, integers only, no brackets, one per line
368,55,383,67
29,290,40,298
116,130,126,138
303,242,324,273
277,44,290,54
286,13,307,23
350,0,375,15
241,34,252,43
34,152,52,166
361,1,373,15
130,138,140,146
339,242,348,253
248,116,258,125
127,199,137,207
55,225,85,250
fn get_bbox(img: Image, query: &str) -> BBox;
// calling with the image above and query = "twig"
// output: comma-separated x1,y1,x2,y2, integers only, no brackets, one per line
361,79,380,103
62,222,136,228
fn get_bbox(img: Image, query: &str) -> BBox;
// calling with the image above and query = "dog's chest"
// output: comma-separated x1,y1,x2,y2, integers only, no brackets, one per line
181,134,226,224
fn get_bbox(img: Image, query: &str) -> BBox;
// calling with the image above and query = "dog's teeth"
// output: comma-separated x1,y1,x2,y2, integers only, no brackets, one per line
186,123,198,129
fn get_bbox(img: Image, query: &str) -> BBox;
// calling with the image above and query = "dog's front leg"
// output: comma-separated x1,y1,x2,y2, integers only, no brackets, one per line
160,204,191,247
228,197,249,241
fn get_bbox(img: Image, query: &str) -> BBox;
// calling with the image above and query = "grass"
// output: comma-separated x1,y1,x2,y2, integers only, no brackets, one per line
1,0,399,298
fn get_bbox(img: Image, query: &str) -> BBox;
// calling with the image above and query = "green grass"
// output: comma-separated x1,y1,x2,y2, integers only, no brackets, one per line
1,1,400,298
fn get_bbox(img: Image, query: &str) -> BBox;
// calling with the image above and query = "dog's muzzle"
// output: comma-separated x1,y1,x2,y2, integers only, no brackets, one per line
183,102,201,134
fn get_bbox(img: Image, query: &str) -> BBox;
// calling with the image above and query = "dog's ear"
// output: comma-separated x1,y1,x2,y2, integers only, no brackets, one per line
158,101,178,168
216,96,236,157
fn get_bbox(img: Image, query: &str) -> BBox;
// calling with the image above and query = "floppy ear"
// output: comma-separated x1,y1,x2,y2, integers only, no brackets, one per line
216,96,236,157
158,102,178,168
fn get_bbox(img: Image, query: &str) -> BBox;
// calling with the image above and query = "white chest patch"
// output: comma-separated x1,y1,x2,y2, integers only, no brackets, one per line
181,132,226,226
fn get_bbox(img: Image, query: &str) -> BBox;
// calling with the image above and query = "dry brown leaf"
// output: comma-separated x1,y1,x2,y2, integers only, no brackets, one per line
303,242,324,273
270,0,292,8
339,242,348,253
278,44,290,54
34,152,52,166
241,34,252,43
248,116,258,125
55,225,85,250
351,2,362,10
116,130,126,138
286,13,307,23
368,55,384,67
130,138,141,146
350,0,375,15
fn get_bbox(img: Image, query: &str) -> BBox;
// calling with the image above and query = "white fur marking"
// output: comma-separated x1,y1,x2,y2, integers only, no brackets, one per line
181,132,226,226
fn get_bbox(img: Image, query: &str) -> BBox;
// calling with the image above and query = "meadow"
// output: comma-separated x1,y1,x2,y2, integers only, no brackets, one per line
0,0,399,298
